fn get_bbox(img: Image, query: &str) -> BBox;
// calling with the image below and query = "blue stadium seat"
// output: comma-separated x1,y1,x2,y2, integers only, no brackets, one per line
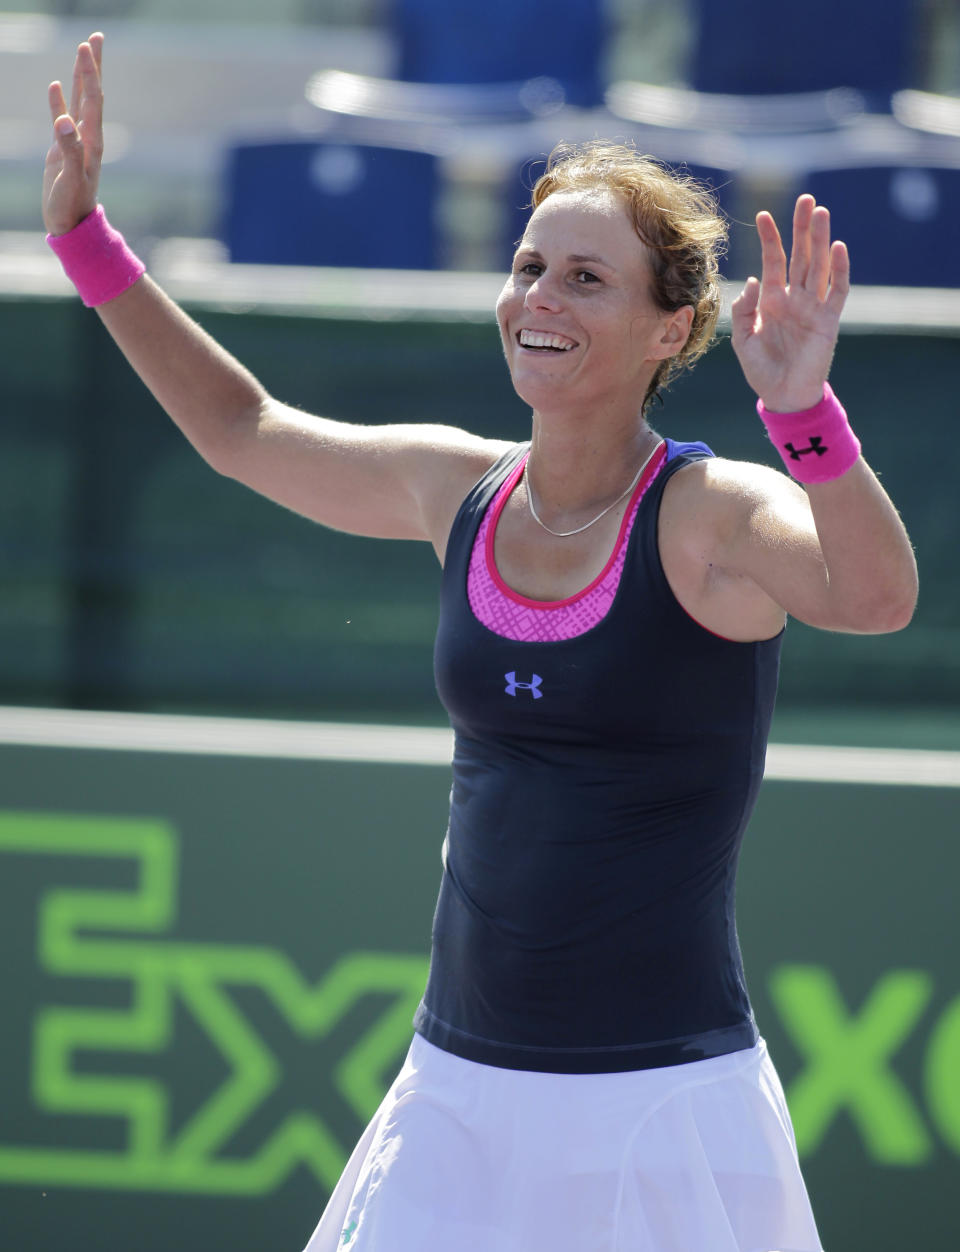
688,0,914,104
223,140,440,269
803,165,960,287
390,0,606,108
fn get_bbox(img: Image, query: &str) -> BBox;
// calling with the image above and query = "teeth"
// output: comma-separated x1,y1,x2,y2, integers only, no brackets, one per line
519,329,576,351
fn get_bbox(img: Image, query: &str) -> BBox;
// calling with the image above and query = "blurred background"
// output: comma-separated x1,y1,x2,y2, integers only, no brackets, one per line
1,2,959,1250
2,0,960,723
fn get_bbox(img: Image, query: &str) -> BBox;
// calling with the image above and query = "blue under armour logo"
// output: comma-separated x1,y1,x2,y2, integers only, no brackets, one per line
504,671,543,699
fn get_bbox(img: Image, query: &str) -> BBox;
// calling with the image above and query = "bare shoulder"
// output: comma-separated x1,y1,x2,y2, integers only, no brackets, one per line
658,455,812,642
398,422,513,468
663,453,802,505
661,454,811,546
403,421,514,476
396,424,515,558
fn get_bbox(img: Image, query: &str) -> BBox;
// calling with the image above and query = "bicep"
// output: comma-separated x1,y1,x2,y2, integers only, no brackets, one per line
719,465,835,628
94,278,507,545
667,457,913,639
213,402,507,545
729,458,917,635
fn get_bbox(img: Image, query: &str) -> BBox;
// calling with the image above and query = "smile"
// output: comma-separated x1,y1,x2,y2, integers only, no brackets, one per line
517,329,578,352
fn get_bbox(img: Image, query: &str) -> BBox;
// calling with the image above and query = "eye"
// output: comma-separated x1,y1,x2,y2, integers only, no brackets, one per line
575,270,600,284
517,261,543,278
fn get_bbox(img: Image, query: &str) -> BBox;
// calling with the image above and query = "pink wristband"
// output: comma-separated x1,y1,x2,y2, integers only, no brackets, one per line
757,383,861,483
46,205,145,308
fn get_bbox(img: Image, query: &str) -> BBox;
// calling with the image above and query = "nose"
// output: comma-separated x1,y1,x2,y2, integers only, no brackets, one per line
523,270,564,313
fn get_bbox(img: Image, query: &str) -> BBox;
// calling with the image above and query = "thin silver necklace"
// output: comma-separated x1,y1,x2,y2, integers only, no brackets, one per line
523,441,662,538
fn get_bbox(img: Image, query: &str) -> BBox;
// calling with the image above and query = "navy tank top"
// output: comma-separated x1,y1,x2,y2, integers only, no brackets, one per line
414,441,783,1074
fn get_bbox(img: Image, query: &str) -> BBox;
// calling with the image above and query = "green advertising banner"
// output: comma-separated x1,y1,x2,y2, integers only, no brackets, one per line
0,711,957,1251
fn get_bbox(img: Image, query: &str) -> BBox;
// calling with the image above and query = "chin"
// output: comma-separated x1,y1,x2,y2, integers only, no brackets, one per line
510,372,569,410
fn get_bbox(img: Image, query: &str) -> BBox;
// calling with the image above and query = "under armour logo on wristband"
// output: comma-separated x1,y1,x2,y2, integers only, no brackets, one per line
505,672,543,699
758,385,860,484
785,436,829,461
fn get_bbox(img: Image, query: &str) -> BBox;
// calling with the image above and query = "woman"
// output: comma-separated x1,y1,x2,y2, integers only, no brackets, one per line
44,34,917,1252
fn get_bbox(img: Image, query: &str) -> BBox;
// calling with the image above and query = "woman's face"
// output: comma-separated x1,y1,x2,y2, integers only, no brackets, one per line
496,189,690,415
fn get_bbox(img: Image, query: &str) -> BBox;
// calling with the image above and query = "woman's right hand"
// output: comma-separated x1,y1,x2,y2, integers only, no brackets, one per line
43,32,104,236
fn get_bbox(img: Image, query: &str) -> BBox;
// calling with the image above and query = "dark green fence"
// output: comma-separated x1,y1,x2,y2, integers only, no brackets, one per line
0,722,957,1250
2,288,957,719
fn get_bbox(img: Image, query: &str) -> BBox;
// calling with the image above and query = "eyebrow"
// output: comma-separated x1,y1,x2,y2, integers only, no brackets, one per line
515,246,615,270
568,253,613,268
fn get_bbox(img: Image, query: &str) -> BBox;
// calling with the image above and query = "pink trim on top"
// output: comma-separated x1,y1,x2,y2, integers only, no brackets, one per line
467,445,667,642
485,444,667,608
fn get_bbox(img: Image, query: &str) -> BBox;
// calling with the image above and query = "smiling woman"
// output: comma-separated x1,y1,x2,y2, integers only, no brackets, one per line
518,142,726,410
41,34,917,1252
498,187,696,451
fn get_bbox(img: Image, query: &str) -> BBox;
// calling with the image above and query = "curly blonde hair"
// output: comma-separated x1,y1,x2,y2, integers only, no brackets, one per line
528,141,728,411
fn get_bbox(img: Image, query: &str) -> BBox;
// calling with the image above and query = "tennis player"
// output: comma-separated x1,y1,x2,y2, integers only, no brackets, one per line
44,34,917,1252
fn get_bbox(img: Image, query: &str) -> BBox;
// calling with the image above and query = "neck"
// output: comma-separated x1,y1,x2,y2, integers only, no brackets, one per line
524,415,660,529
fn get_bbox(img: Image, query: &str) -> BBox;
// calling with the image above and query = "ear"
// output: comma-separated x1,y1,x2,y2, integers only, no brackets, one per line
650,304,695,361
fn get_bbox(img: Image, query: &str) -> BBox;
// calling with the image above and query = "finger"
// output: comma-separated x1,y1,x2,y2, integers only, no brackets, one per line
48,80,67,127
76,39,101,102
788,194,815,289
51,111,84,171
756,211,787,291
69,40,101,138
730,275,760,343
88,31,104,73
807,205,832,299
732,275,760,318
825,239,850,316
75,41,104,157
68,40,88,121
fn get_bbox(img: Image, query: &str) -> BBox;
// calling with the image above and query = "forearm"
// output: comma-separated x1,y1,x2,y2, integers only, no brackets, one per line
803,458,918,633
43,37,270,467
754,387,918,634
96,274,269,468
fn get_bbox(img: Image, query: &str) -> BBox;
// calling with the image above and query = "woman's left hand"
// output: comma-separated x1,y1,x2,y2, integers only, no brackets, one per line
730,195,849,412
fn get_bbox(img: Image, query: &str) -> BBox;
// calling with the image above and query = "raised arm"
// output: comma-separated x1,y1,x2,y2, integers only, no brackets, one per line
43,35,505,552
713,195,918,636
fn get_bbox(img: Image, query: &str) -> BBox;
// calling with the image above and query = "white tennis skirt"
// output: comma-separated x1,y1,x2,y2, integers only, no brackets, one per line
302,1033,822,1252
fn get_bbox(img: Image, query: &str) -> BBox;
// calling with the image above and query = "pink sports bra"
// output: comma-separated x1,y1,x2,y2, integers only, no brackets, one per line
467,443,667,642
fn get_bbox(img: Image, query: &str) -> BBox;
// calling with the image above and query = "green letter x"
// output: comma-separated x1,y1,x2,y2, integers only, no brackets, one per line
769,964,933,1164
